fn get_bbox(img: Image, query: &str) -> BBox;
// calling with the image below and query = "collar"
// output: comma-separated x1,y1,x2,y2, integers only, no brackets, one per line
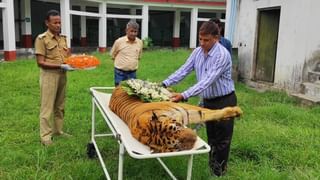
126,36,137,43
46,30,61,39
203,42,218,57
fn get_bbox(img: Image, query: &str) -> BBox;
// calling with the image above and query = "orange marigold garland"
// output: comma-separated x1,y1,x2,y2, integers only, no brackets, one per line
64,54,100,69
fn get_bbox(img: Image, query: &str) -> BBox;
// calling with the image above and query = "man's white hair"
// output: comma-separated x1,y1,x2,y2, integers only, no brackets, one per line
126,20,139,30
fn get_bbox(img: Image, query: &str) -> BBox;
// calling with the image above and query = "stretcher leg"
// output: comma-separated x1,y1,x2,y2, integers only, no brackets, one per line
91,97,112,180
186,155,194,180
91,98,96,142
118,143,125,180
157,158,178,180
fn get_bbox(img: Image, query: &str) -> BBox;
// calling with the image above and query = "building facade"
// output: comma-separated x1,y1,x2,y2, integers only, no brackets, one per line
226,0,320,102
0,0,227,61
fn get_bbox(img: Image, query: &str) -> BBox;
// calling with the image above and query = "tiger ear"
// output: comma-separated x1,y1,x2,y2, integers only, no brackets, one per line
151,111,158,121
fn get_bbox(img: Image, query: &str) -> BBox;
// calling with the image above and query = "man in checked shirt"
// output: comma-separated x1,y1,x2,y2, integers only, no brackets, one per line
110,20,143,86
162,21,237,176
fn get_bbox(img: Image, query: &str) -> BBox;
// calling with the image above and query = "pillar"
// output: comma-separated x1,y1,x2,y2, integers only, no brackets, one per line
225,0,238,45
60,0,71,48
141,5,149,40
80,5,87,47
21,0,32,48
172,10,180,48
3,0,16,61
189,8,198,49
98,2,107,52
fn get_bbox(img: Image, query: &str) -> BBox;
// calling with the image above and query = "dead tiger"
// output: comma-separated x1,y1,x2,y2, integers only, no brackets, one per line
109,87,242,153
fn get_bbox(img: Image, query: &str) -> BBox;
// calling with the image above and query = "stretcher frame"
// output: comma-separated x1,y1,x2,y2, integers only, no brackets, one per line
89,87,210,180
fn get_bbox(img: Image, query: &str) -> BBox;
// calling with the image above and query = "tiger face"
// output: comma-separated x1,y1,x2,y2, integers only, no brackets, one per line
143,112,197,153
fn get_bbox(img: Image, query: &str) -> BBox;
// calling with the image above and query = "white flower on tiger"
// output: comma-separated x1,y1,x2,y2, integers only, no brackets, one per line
151,92,160,99
139,87,149,95
160,95,169,101
123,79,172,102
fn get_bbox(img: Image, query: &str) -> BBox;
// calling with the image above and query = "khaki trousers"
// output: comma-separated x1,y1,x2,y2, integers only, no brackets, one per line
39,69,66,142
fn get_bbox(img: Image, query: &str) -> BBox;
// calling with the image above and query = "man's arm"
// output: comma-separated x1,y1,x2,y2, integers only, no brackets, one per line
36,54,74,70
34,37,61,69
138,39,143,60
162,48,199,87
110,40,119,60
36,54,61,69
64,37,72,57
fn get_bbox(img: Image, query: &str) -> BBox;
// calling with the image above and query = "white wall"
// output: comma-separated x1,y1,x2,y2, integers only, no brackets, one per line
236,0,320,92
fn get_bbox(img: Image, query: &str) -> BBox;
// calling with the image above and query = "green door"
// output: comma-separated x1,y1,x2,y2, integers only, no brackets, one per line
255,9,280,82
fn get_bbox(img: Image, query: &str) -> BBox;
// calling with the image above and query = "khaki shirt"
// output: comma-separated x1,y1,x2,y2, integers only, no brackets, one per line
110,36,143,71
34,30,69,65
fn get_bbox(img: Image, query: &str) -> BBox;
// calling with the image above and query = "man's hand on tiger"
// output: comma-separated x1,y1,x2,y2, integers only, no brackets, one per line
170,93,184,102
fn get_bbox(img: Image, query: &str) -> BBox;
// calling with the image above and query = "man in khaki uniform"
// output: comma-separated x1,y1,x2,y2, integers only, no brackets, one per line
110,20,143,86
35,10,73,146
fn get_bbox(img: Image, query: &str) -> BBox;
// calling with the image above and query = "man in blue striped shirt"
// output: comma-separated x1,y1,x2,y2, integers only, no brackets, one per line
162,21,237,176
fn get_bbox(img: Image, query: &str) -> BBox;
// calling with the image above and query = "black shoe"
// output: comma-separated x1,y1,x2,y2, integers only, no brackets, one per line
87,143,96,158
209,161,227,177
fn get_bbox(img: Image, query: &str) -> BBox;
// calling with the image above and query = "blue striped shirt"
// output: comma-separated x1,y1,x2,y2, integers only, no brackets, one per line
163,42,234,99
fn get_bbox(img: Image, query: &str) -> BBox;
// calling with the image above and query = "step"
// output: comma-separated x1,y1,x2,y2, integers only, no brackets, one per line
308,71,320,82
315,80,320,85
302,82,320,98
291,93,320,105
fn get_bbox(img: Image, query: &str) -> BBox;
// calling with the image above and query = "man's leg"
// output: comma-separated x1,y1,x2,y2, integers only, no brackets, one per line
127,71,136,80
53,72,66,135
114,68,126,86
204,92,237,176
205,121,217,169
206,120,234,176
39,70,59,145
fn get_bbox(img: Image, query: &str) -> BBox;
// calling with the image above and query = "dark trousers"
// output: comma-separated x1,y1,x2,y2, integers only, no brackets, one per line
114,68,136,86
204,91,237,176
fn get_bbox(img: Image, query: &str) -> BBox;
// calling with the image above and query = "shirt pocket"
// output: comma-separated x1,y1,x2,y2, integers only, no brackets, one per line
46,41,59,59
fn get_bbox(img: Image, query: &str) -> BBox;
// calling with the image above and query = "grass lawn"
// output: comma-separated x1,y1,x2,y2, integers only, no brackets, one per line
0,49,319,179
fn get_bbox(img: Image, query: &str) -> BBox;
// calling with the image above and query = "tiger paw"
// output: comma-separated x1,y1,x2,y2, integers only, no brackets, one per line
223,106,243,119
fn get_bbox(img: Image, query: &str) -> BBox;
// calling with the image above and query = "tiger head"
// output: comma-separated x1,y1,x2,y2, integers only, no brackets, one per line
148,111,197,152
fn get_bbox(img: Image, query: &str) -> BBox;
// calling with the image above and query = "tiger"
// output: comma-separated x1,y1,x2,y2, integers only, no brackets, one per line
109,87,242,153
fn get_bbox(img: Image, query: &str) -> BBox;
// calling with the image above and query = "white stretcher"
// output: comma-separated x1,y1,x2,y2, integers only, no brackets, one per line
89,87,210,180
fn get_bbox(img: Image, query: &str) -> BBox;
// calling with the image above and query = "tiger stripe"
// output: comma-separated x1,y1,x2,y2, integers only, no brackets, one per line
109,87,242,152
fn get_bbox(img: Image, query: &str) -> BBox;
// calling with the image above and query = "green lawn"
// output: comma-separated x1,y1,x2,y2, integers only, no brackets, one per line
0,49,319,179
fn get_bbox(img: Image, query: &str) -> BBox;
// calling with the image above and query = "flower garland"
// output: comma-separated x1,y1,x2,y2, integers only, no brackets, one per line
121,79,172,102
64,54,100,69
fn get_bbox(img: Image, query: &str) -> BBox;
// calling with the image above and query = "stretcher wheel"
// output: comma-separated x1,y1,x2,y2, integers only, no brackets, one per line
87,142,96,158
